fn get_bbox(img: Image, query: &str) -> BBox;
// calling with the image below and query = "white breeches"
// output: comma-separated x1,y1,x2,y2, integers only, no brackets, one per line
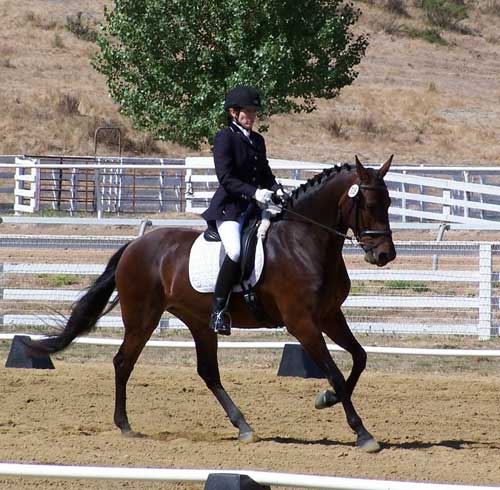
216,218,244,262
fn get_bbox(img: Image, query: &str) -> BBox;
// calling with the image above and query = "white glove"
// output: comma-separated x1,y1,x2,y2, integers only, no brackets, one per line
254,188,274,204
276,188,285,198
267,203,282,216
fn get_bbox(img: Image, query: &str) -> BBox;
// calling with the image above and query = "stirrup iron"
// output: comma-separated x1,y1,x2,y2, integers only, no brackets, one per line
210,309,232,336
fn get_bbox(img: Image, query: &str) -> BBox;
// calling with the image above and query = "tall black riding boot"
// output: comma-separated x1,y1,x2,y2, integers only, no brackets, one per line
209,256,241,336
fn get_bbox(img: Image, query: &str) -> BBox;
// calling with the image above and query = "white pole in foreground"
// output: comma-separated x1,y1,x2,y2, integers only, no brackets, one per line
0,464,499,490
1,334,500,357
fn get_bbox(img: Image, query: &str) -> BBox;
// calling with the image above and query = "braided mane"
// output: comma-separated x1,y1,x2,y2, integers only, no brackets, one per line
283,163,352,209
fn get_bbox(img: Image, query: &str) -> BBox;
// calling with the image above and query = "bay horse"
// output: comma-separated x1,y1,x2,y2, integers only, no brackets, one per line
28,156,396,452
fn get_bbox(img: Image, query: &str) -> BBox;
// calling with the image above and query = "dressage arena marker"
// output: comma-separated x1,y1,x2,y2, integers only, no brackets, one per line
0,463,499,490
4,334,54,369
1,334,500,357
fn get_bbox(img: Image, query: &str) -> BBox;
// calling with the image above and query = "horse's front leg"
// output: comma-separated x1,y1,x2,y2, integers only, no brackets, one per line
190,324,256,442
290,321,379,452
315,309,367,410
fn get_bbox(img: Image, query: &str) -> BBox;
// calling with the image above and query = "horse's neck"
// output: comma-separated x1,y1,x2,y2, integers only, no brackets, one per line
292,170,354,229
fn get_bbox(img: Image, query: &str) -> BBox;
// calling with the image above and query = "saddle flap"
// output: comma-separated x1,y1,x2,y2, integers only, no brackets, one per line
240,218,260,282
188,233,265,294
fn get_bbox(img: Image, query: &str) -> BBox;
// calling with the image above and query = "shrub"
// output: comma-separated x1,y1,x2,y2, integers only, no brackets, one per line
52,33,65,49
420,0,467,30
323,118,345,138
66,12,98,42
402,26,447,45
481,0,500,17
385,0,408,16
25,11,58,30
358,115,382,135
56,94,80,116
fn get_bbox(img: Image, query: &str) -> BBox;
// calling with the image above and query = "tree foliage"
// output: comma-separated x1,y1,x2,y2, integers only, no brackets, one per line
94,0,368,149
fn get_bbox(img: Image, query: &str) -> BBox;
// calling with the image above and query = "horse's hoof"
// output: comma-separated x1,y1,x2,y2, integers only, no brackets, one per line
239,431,258,443
358,437,381,453
314,389,339,410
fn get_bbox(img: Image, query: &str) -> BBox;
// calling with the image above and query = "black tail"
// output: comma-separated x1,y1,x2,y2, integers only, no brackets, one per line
28,242,132,355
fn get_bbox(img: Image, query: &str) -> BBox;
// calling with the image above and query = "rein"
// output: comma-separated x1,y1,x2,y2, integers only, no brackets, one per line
274,182,392,249
278,206,354,241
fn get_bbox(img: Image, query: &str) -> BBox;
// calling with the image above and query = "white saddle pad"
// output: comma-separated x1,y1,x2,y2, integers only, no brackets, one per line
188,233,265,293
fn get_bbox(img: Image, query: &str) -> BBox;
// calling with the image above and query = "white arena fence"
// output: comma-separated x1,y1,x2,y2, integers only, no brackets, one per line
0,234,498,339
184,157,500,230
1,156,500,229
1,463,500,490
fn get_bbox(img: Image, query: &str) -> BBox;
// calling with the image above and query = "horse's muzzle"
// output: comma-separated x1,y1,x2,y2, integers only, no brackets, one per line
363,239,396,267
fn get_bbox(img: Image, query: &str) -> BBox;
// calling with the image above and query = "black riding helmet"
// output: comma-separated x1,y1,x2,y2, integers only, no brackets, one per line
224,85,262,111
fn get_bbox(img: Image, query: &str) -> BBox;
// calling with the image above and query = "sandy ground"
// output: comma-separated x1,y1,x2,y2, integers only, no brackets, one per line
1,350,500,490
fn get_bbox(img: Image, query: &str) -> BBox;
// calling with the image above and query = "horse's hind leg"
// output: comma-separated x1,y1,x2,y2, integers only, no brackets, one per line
315,310,367,409
113,303,164,436
189,322,255,442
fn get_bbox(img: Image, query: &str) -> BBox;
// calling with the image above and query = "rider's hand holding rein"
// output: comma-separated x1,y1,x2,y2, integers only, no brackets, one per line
254,188,274,205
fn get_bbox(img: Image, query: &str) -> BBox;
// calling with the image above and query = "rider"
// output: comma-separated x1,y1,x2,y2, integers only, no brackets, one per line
202,85,281,336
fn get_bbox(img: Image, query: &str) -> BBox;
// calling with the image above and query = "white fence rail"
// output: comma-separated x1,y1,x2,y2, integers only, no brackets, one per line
2,156,500,229
3,334,500,357
1,240,498,339
1,463,498,490
184,157,500,229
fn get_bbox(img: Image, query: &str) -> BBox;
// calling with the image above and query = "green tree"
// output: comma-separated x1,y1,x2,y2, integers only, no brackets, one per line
94,0,368,149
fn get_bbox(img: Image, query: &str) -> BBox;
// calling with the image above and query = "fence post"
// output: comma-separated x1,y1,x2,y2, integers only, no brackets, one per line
94,168,103,219
185,168,193,213
478,243,492,340
463,171,470,218
442,190,451,220
401,171,406,223
432,223,449,271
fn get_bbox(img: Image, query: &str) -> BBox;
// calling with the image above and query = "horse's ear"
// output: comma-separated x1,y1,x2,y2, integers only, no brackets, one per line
378,155,393,178
355,155,370,182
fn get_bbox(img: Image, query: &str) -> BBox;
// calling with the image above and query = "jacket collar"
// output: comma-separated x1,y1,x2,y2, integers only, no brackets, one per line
230,122,255,146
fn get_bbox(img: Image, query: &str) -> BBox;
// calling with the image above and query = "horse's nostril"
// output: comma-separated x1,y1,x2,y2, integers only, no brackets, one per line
378,252,388,264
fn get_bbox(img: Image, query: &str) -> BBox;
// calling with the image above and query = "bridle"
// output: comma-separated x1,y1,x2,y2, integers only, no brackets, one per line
347,183,393,252
274,181,392,251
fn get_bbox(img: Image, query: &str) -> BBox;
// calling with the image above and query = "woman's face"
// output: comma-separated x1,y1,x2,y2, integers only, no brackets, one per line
230,107,257,130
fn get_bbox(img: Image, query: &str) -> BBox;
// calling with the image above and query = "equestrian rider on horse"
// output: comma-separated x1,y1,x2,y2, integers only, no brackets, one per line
202,85,282,336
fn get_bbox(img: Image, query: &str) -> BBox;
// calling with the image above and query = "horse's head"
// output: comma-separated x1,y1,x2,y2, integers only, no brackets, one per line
339,155,396,267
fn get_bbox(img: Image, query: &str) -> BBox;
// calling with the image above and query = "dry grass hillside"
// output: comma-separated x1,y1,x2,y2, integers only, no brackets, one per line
1,0,500,165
